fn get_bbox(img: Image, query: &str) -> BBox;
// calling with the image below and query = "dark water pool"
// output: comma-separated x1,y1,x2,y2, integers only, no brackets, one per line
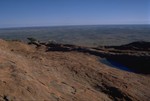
100,58,134,72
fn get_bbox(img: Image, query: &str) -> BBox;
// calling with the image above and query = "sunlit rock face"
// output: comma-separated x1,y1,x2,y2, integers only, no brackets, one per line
0,39,149,101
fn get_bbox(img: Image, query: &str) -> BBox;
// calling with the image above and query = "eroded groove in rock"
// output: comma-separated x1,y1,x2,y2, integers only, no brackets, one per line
93,84,132,101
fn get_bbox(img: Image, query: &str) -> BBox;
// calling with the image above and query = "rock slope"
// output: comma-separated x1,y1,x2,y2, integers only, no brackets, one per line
45,41,150,74
0,39,150,101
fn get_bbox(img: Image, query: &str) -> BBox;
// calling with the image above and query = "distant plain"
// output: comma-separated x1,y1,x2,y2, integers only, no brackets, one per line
0,25,150,46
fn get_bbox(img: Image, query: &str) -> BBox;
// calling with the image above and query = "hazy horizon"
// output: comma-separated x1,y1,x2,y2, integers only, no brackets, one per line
0,24,150,46
0,24,150,29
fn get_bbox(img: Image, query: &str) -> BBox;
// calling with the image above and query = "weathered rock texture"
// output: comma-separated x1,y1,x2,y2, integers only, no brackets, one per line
0,39,150,101
46,41,150,74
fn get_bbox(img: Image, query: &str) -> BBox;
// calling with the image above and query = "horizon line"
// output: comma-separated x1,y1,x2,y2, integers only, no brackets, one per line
0,23,149,29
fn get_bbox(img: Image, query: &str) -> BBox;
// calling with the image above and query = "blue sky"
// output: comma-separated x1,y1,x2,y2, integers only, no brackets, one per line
0,0,149,28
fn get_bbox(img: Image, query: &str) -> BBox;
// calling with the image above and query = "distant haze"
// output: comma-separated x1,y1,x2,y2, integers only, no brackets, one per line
0,25,150,46
0,0,149,28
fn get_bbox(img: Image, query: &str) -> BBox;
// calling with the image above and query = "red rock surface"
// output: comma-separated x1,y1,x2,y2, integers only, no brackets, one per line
0,39,150,101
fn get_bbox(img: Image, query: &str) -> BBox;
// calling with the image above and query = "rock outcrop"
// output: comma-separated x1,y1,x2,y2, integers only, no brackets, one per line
107,41,150,51
43,41,150,74
0,39,150,101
